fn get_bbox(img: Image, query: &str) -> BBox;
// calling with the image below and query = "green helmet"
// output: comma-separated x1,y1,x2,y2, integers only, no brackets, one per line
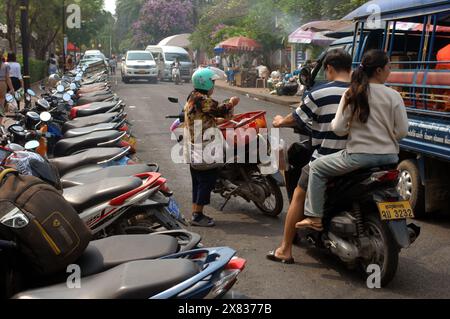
192,68,220,91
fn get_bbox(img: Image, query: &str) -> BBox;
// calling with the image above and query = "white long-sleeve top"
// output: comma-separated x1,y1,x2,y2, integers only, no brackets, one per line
331,83,409,154
6,62,22,79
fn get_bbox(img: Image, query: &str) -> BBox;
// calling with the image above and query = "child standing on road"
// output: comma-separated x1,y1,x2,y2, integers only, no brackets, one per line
184,68,240,227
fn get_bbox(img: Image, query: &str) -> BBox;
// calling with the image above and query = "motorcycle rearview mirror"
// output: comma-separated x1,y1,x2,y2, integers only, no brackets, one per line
67,90,75,96
15,91,22,101
168,97,179,104
37,98,50,110
57,85,65,93
70,83,77,90
25,140,40,151
5,94,14,103
299,67,312,87
63,93,71,102
6,143,25,152
40,112,52,122
27,89,36,97
68,99,74,106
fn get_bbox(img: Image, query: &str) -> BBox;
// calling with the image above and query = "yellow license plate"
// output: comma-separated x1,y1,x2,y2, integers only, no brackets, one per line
377,201,415,220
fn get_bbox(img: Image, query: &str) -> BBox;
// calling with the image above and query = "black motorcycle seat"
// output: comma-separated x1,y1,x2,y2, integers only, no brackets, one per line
13,259,199,299
330,164,399,185
49,147,125,175
77,95,115,106
77,235,179,277
63,112,119,132
76,101,117,110
54,130,124,157
63,176,142,212
76,104,122,118
64,123,119,138
61,164,159,187
80,90,111,98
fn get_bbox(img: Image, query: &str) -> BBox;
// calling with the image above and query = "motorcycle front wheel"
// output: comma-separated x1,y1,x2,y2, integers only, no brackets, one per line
253,177,284,217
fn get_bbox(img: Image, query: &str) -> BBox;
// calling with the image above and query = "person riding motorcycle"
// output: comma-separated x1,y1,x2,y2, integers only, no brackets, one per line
171,58,181,83
184,68,240,227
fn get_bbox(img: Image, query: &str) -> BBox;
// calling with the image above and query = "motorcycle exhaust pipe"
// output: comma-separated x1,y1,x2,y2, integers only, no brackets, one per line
327,232,360,262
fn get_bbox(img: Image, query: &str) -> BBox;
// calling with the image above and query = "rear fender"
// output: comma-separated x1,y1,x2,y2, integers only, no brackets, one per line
387,219,411,249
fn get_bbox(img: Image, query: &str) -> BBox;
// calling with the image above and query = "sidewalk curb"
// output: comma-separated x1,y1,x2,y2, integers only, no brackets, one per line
216,83,299,107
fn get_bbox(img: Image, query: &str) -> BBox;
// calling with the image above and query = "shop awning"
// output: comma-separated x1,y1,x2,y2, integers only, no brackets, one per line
217,36,262,52
288,29,335,46
158,34,191,48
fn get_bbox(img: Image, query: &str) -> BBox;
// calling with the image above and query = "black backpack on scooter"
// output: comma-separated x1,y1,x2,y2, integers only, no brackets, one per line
0,168,92,276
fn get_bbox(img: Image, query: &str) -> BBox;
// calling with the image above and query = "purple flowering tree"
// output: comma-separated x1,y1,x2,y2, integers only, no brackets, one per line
133,0,194,47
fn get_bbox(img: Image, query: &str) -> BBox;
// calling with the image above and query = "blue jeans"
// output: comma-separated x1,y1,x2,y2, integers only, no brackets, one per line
304,150,399,218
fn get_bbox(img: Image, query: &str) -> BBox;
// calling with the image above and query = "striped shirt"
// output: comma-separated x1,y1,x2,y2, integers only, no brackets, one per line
292,81,349,161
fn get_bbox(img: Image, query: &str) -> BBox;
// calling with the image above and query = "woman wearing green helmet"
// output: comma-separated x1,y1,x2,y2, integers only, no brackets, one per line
184,67,240,227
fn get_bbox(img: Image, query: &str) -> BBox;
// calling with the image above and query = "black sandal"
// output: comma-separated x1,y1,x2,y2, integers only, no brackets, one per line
266,250,295,264
191,213,216,227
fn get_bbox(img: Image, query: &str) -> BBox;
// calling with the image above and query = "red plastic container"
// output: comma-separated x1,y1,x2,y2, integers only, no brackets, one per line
219,111,267,146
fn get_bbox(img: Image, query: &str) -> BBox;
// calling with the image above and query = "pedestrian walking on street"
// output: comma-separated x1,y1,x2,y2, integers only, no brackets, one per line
110,55,117,75
6,52,24,93
66,54,75,71
184,68,240,227
0,56,15,115
48,53,58,75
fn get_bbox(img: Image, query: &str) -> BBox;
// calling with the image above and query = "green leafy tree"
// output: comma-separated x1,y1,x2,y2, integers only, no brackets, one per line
4,0,20,52
115,0,145,52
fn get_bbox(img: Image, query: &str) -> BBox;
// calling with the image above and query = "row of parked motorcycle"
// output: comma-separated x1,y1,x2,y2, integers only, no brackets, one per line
0,61,245,299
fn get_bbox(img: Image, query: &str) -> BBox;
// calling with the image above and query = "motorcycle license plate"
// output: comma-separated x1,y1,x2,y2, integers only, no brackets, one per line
377,201,415,220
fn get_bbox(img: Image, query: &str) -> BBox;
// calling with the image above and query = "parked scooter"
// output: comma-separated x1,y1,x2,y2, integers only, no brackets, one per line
167,97,285,216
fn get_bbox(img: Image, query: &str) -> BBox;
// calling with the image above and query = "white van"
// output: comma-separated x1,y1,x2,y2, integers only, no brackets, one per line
146,45,193,82
121,50,159,83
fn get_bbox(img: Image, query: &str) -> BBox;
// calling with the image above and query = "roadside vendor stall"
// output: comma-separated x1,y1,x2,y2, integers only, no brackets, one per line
288,20,352,72
216,36,263,87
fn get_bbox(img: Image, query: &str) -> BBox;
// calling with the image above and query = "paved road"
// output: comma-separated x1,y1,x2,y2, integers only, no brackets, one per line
113,77,450,299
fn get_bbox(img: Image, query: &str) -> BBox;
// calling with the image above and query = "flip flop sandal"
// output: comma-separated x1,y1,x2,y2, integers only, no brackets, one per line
191,214,216,227
295,220,324,232
266,250,295,264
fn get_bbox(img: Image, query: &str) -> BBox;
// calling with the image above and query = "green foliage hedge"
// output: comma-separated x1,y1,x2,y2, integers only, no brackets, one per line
17,56,47,83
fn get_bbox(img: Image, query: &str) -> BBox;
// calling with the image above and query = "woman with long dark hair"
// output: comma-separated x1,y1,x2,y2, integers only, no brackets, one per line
297,50,409,230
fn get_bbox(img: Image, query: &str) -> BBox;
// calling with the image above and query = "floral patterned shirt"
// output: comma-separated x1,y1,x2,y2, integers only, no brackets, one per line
184,91,234,144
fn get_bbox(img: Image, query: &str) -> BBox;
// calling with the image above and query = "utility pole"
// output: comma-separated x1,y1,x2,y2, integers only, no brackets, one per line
62,0,66,72
19,0,30,96
192,0,201,66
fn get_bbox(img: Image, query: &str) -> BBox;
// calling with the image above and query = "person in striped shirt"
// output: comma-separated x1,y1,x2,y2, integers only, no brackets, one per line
267,49,352,264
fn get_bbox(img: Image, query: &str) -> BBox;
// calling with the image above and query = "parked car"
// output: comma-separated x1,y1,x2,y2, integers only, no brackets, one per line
121,50,159,84
146,45,193,82
80,50,106,64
